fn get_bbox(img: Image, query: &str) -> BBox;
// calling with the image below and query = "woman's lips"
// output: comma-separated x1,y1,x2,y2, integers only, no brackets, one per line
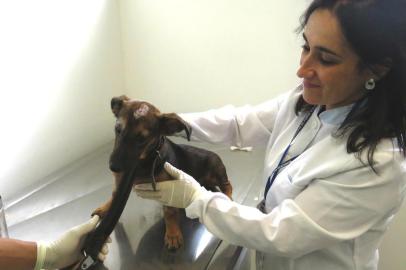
303,80,320,88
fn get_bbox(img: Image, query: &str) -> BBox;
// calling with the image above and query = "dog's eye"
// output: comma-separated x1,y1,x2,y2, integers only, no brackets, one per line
131,134,144,141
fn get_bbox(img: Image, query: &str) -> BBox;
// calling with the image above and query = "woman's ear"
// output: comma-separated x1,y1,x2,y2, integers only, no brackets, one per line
369,58,393,81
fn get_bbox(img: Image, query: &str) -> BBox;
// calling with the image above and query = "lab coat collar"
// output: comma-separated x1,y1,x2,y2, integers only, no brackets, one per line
318,103,354,126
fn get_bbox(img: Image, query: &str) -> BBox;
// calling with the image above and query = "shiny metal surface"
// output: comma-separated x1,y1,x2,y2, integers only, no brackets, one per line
6,138,264,269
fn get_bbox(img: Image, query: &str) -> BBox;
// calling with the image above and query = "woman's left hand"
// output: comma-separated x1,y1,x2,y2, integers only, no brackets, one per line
134,162,207,208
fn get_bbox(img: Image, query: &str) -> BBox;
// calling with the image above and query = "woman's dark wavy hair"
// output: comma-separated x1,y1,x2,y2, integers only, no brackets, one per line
296,0,406,171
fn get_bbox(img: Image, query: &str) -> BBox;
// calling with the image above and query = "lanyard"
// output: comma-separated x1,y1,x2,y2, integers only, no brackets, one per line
263,106,316,199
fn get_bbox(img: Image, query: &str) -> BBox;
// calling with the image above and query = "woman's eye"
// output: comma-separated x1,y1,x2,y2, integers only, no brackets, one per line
319,55,337,65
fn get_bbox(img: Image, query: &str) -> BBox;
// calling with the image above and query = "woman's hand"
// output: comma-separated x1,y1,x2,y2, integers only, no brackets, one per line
35,215,111,270
134,162,207,208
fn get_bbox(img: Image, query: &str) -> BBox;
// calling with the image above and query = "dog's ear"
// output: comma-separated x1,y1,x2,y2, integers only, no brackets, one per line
111,95,129,117
158,113,192,141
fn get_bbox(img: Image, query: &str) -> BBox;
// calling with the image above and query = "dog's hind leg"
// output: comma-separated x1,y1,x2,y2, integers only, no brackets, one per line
219,180,233,199
212,164,233,199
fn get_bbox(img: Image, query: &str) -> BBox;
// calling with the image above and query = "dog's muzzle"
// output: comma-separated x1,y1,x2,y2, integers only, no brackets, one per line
109,161,123,173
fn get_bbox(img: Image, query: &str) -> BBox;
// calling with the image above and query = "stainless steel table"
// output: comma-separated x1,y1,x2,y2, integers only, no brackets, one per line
5,138,265,269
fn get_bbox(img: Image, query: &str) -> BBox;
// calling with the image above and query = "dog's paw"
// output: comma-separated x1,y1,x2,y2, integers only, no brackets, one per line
91,207,107,219
164,230,184,250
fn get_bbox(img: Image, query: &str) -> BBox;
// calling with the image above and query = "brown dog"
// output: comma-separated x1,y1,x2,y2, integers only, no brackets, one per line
92,95,232,250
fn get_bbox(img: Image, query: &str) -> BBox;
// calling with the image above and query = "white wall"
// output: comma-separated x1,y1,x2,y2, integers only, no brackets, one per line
0,0,309,202
0,0,125,201
119,0,308,112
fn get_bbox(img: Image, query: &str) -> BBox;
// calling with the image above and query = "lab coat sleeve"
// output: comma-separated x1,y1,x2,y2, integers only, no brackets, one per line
185,153,406,258
178,92,288,147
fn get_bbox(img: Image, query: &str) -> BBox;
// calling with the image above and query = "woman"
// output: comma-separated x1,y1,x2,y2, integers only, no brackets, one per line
0,216,110,270
135,0,406,269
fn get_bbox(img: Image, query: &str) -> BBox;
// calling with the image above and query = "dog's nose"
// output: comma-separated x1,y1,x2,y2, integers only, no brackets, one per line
109,162,122,173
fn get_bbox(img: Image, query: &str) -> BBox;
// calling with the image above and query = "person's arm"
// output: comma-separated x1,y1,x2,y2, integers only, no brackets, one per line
136,156,405,258
0,215,110,270
178,91,289,147
196,158,405,256
0,238,36,270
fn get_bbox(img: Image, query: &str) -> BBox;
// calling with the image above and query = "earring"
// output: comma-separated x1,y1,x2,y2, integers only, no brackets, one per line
365,78,375,90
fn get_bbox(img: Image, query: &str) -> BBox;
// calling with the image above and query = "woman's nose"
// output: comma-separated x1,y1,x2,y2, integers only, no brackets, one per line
296,56,315,79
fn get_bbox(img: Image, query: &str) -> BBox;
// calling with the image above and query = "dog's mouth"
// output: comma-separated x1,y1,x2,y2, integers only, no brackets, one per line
109,151,163,191
109,147,146,173
109,150,162,173
109,157,139,173
109,161,123,173
109,136,166,192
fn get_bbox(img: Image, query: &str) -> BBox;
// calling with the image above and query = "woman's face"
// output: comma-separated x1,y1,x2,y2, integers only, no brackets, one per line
296,9,371,110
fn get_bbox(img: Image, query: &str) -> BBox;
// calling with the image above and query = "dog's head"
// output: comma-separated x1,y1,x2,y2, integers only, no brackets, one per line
109,95,191,173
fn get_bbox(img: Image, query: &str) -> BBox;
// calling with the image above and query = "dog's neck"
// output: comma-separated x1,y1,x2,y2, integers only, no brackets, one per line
150,136,167,176
132,136,169,183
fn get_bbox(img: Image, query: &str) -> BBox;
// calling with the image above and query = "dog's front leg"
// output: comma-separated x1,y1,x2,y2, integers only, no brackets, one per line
91,172,122,218
163,206,183,250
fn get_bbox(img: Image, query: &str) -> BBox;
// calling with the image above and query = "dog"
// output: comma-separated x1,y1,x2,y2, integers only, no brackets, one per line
92,95,233,250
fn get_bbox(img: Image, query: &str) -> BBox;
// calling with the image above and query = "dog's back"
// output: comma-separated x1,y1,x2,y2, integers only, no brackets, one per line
166,139,233,198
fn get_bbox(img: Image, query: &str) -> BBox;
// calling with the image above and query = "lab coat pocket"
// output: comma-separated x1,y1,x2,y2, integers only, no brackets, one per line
267,171,304,209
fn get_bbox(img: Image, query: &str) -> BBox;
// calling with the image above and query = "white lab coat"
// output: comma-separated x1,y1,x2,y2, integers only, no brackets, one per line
181,85,406,270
